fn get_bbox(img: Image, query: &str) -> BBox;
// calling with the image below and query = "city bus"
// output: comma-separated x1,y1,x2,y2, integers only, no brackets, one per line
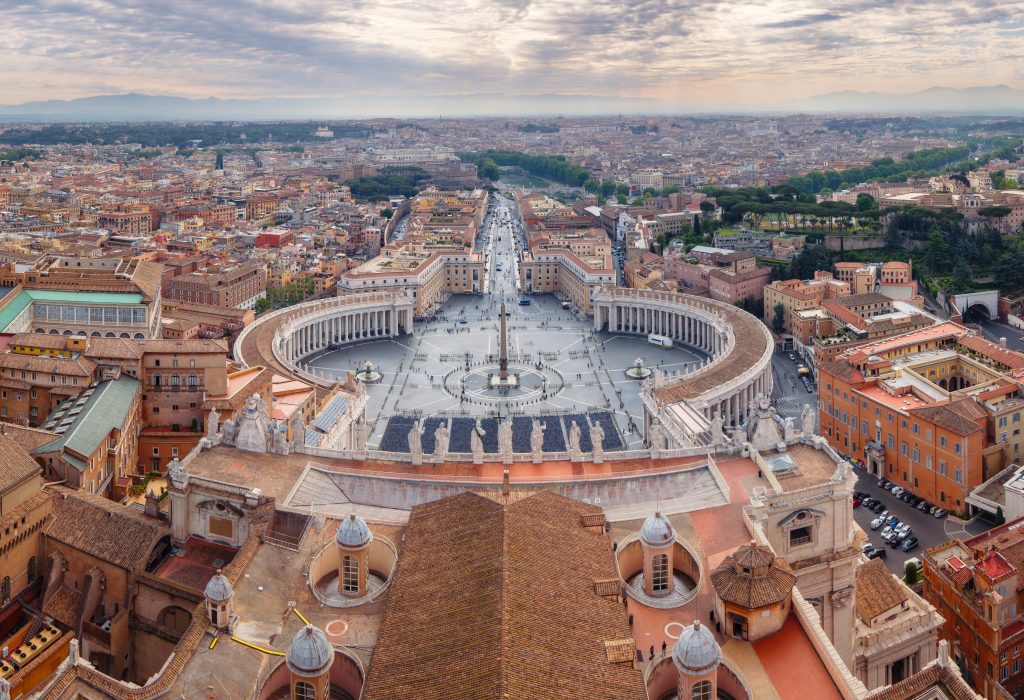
648,334,673,348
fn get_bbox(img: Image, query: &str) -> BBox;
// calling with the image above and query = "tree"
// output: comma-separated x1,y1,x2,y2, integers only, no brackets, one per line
692,217,701,236
699,200,715,217
772,303,786,334
381,208,394,219
790,243,835,279
951,260,973,293
616,193,628,204
855,193,877,211
904,562,919,586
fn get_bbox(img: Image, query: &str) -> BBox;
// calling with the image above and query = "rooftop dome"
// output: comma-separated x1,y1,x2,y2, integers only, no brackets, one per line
204,572,233,602
336,513,372,548
672,620,721,675
286,624,333,676
640,512,674,547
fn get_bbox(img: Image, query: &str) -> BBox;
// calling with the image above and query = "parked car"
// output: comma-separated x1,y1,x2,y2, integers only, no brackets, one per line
901,536,920,552
878,478,890,489
862,498,877,508
870,518,884,530
852,498,862,508
871,502,885,513
867,547,887,559
862,541,875,554
880,526,894,541
934,508,949,519
916,501,931,512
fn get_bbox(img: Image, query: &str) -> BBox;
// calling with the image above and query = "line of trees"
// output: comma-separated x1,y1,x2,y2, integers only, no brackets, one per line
344,166,429,201
785,138,1019,195
254,275,317,314
458,150,593,187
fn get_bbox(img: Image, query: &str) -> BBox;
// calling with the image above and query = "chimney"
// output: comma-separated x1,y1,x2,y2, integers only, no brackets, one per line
1000,337,1007,348
501,469,510,498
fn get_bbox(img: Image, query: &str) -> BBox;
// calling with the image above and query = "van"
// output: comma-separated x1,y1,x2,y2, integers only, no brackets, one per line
904,557,922,573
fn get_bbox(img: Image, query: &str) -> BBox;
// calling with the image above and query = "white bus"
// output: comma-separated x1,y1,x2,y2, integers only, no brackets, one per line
648,334,673,348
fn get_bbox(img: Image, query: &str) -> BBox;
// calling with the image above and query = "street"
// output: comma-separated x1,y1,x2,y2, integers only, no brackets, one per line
770,350,817,419
852,468,992,576
976,318,1024,352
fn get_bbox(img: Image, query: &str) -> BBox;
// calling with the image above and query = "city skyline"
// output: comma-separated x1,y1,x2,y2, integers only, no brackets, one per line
4,0,1024,112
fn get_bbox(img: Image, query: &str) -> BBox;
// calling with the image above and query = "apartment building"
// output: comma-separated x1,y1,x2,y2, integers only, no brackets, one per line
163,261,267,309
924,520,1024,698
97,205,152,236
764,272,852,340
817,323,1024,514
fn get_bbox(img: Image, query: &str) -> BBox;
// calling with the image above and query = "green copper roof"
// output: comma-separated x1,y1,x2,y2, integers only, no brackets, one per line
0,288,145,332
35,376,140,466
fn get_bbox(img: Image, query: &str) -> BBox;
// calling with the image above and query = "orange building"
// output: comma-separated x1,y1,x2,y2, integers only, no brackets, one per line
925,519,1024,698
817,322,1023,514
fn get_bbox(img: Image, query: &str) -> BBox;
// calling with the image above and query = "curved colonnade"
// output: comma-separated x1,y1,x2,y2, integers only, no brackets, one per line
234,291,414,389
592,287,774,440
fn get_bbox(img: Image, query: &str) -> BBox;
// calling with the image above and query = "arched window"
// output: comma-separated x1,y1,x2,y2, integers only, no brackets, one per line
27,556,36,583
342,555,359,594
691,680,712,700
652,553,669,593
294,680,316,700
159,605,192,633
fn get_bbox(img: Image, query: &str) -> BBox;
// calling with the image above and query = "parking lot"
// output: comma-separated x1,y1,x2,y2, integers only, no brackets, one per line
852,468,992,576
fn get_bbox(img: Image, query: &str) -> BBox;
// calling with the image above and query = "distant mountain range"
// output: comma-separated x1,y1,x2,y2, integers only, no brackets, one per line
0,92,662,122
783,85,1024,113
2,86,1024,122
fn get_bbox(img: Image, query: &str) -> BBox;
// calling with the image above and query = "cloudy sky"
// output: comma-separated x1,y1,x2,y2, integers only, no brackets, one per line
3,0,1024,107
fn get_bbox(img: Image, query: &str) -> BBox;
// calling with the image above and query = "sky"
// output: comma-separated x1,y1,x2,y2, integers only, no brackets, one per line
3,0,1024,108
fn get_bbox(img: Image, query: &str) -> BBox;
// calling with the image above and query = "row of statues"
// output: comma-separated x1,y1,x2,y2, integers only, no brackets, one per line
405,415,606,463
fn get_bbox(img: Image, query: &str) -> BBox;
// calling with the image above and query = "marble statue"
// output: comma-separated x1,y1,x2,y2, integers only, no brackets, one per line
801,403,816,435
709,411,725,443
530,419,546,454
568,420,582,455
206,407,220,439
783,416,796,442
221,418,237,446
590,421,605,461
648,420,663,451
408,420,424,460
498,419,513,456
471,419,486,460
271,421,290,455
433,423,450,460
355,418,368,451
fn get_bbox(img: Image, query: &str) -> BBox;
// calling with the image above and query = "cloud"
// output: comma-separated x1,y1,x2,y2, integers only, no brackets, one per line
762,11,843,29
1,0,1023,107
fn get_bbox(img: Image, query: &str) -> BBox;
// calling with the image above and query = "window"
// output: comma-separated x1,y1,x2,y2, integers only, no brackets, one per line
189,373,197,387
1,576,8,604
294,681,317,700
940,436,947,448
790,526,812,547
691,680,712,700
652,553,670,593
27,556,36,583
342,555,360,594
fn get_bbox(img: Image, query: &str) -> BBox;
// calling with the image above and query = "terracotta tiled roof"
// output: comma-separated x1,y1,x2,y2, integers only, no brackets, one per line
907,400,984,437
140,339,229,354
44,486,169,572
855,559,908,621
0,422,59,452
958,334,1024,371
43,585,82,628
864,662,980,700
0,430,42,494
817,359,864,385
709,543,796,609
361,491,647,700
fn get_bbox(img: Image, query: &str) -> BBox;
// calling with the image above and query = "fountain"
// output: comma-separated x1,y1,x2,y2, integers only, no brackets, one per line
625,357,652,380
355,360,383,384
